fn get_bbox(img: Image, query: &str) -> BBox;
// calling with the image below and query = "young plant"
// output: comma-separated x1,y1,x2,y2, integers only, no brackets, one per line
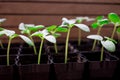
108,13,120,39
116,27,120,42
91,16,109,51
19,23,44,55
31,29,56,64
76,17,95,46
46,25,68,54
0,18,7,48
87,35,116,61
60,17,90,64
0,28,34,66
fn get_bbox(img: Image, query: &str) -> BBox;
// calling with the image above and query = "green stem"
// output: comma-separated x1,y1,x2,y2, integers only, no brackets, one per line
29,35,37,55
54,43,58,54
0,40,4,49
100,46,104,61
0,24,4,49
7,38,11,66
65,28,71,64
92,27,102,51
78,29,81,46
117,32,120,42
111,24,117,39
38,39,44,64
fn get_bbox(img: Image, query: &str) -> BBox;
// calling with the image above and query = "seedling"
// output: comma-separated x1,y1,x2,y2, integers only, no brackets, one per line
19,23,44,55
76,17,94,45
87,35,116,61
60,17,90,63
0,18,7,48
108,13,120,39
116,27,120,42
46,25,68,53
31,29,56,64
91,16,109,51
0,28,33,66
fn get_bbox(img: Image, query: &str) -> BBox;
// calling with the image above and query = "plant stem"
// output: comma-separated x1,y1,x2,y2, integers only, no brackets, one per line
0,40,4,49
54,43,58,54
111,24,117,39
92,27,102,51
65,28,71,64
100,46,104,61
0,24,4,49
29,35,37,55
117,32,120,42
78,29,81,46
38,39,44,64
7,38,11,66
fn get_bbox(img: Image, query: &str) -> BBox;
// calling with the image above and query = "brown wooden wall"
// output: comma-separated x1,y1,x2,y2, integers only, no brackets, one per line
0,0,120,43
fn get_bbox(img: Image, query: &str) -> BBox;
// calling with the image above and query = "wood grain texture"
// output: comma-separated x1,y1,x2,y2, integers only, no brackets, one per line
0,0,120,4
0,15,96,27
0,2,119,15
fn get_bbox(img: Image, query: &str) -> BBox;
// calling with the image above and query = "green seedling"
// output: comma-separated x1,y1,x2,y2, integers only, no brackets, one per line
46,25,68,54
108,13,120,39
0,28,33,66
87,35,116,61
19,23,44,55
60,17,90,64
76,17,95,46
0,18,7,48
31,29,56,64
91,16,109,51
116,27,120,42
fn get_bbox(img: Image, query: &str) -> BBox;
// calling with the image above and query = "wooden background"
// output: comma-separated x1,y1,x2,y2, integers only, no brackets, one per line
0,0,120,43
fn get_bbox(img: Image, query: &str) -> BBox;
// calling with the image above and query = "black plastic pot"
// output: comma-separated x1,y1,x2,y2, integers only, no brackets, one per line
0,65,14,80
49,43,87,80
18,54,50,80
19,64,50,80
80,51,119,80
0,48,18,80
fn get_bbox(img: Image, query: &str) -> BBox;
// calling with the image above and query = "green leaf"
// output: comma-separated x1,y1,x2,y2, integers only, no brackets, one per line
21,29,30,34
76,19,82,23
117,27,120,33
19,23,25,30
44,35,56,43
91,22,99,29
98,19,109,26
46,25,57,32
87,35,103,41
31,31,43,38
104,36,117,44
108,13,120,24
56,27,68,32
62,18,76,25
74,24,90,32
27,25,44,31
11,34,19,39
96,16,104,21
4,29,15,37
0,27,4,31
53,33,61,38
0,31,5,36
101,40,116,52
19,35,34,46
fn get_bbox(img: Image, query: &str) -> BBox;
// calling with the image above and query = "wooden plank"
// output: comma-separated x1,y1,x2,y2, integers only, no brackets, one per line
0,0,120,4
0,2,119,15
0,15,96,27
